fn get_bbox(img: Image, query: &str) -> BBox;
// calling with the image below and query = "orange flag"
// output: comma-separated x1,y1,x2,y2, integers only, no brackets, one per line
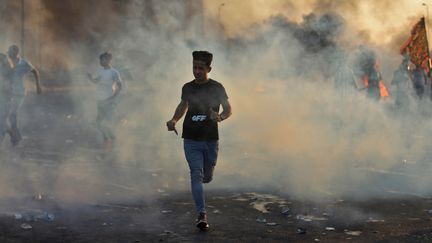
363,76,389,98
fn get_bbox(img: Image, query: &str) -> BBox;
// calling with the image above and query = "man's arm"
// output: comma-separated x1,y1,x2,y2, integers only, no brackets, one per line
210,99,232,122
86,73,100,83
30,68,42,94
220,99,232,121
110,72,123,99
166,100,188,134
111,81,122,98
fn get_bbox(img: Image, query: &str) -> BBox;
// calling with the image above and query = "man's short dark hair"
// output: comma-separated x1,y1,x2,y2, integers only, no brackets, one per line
8,45,19,54
193,51,213,66
99,52,112,60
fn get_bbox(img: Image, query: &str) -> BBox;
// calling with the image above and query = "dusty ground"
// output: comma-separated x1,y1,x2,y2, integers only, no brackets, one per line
0,91,432,242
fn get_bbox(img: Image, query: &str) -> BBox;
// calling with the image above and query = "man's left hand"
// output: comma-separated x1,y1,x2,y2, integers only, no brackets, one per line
209,110,222,122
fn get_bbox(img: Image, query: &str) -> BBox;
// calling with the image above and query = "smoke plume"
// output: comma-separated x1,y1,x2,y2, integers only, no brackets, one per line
0,0,431,208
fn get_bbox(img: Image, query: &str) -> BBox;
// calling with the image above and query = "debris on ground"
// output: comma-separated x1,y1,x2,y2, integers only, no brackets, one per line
20,223,32,230
256,218,267,223
296,228,307,234
296,214,327,222
281,207,290,216
344,230,362,236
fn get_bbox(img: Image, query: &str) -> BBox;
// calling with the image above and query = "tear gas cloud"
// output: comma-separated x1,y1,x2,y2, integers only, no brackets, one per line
0,0,431,206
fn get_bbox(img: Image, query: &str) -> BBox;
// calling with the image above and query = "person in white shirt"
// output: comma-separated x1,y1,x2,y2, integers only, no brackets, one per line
0,53,13,144
7,45,41,146
87,52,122,149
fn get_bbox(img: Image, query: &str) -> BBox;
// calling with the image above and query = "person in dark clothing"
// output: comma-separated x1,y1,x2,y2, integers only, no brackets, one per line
166,51,232,230
411,65,427,99
391,56,412,108
366,66,382,100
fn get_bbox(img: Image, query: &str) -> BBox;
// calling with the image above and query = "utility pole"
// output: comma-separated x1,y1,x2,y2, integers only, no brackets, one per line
21,0,25,56
423,3,430,43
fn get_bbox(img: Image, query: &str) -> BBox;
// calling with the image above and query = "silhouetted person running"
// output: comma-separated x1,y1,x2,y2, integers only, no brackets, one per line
166,51,232,230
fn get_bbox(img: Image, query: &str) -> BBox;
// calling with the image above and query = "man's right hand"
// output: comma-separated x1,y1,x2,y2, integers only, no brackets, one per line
166,120,178,135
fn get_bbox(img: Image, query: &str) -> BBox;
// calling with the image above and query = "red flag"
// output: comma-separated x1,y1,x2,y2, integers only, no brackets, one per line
400,17,430,74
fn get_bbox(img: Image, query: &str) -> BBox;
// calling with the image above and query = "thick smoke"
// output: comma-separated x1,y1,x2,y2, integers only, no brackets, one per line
0,0,431,209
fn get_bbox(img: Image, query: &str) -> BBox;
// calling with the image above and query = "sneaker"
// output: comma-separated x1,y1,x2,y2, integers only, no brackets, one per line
196,212,209,230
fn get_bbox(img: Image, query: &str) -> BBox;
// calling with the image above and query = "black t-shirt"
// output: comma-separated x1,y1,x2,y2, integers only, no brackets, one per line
181,79,228,141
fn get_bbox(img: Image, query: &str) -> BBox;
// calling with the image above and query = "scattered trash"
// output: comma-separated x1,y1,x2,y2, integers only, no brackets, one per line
322,213,330,217
314,239,320,242
266,222,278,226
296,228,307,234
44,212,55,222
66,115,72,119
23,211,55,222
213,209,221,214
345,230,362,236
281,207,290,215
256,218,267,223
325,227,335,231
296,214,312,222
367,218,385,223
161,210,172,214
34,193,43,201
246,193,288,213
20,223,32,230
408,217,421,221
160,230,173,236
296,214,327,222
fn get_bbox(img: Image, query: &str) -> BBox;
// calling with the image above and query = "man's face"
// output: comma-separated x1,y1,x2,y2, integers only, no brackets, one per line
100,57,111,68
7,48,18,60
193,60,210,81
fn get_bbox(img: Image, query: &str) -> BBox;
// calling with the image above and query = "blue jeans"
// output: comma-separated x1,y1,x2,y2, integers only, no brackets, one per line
183,139,219,214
